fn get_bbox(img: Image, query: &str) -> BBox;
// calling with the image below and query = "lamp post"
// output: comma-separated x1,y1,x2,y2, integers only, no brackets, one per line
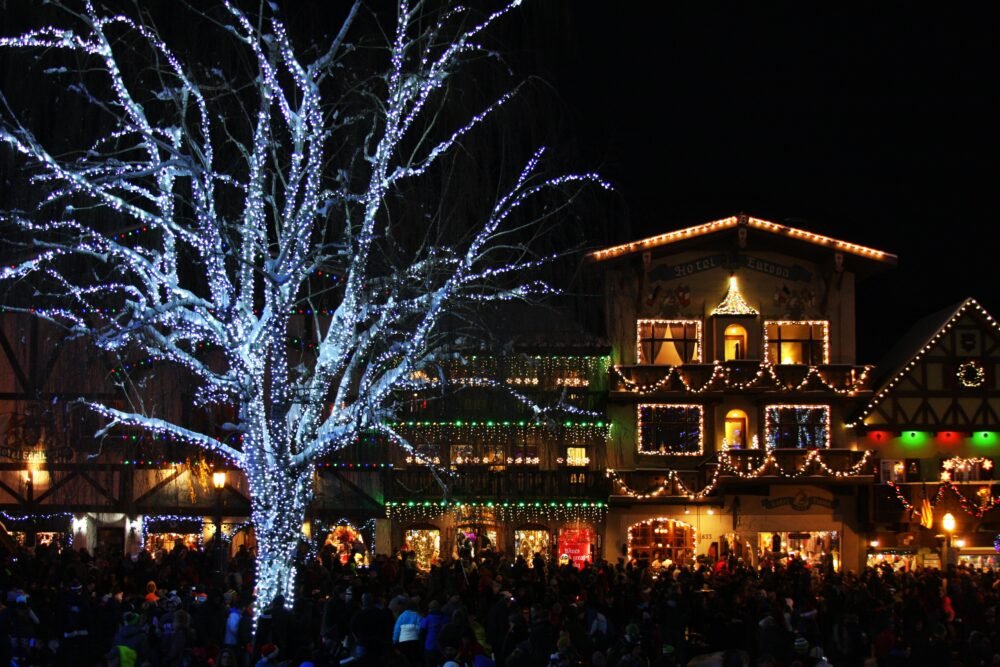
212,471,226,573
942,512,956,568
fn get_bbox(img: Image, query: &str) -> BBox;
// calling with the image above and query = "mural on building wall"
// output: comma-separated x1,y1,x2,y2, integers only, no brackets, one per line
774,284,819,319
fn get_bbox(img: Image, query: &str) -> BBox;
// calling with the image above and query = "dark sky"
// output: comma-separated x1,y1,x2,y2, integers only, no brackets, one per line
520,3,999,363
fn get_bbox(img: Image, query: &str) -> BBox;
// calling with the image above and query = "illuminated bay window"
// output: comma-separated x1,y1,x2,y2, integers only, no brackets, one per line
765,405,831,449
764,321,829,365
638,404,704,455
637,320,702,365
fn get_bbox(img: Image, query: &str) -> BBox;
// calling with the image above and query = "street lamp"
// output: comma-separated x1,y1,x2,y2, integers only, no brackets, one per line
942,512,956,568
213,471,226,573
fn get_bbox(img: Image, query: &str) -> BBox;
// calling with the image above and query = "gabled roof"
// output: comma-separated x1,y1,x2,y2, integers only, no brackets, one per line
585,214,897,265
851,298,998,426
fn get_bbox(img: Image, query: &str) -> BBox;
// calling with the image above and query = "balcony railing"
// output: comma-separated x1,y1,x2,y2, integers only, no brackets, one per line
611,362,873,394
388,468,610,501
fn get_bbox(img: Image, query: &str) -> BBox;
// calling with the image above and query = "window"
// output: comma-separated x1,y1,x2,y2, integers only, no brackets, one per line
765,405,831,449
565,447,589,466
637,320,702,365
406,443,441,465
879,459,906,484
638,404,704,455
724,324,748,361
724,409,749,449
764,321,829,365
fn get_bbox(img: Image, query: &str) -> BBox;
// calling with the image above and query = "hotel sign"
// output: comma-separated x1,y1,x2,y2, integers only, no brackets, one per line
647,254,812,283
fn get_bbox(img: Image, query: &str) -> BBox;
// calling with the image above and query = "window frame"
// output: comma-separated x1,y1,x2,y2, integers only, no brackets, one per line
637,403,705,456
763,320,830,365
636,319,703,365
764,404,831,449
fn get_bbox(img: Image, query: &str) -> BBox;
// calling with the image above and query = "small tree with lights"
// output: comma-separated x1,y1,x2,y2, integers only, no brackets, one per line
0,0,604,615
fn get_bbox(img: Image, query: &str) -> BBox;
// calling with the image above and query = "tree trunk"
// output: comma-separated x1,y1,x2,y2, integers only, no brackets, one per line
248,465,313,620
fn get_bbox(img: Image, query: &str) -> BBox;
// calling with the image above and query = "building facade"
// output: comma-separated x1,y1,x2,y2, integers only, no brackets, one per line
3,213,998,574
588,214,894,573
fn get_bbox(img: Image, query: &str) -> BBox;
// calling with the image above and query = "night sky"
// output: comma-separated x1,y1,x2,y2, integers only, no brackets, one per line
520,3,999,363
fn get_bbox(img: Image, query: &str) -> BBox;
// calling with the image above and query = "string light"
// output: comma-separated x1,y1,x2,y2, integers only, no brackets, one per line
853,298,997,426
717,449,874,479
611,361,871,395
636,320,702,364
762,321,830,365
637,404,704,455
711,275,758,316
586,215,895,263
764,405,831,449
957,360,986,388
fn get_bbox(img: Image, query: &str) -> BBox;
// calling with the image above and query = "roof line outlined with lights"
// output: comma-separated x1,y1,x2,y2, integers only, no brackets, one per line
586,215,897,264
850,298,997,427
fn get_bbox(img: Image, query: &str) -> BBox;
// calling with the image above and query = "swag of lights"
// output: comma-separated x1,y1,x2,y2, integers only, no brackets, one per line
611,361,872,396
607,449,874,500
886,479,1000,519
606,467,720,500
718,448,874,480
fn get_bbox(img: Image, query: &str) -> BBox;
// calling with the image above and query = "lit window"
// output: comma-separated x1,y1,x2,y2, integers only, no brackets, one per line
765,405,831,449
725,409,749,449
566,447,588,466
638,404,704,455
764,321,829,365
637,320,702,365
723,324,748,361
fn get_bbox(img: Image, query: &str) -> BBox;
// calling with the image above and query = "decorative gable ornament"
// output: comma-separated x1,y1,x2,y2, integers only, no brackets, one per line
711,275,759,316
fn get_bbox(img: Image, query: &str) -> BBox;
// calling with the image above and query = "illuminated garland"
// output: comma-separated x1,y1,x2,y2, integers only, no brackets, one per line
940,457,993,481
606,467,720,500
957,360,986,388
887,479,1000,518
612,362,871,396
718,449,874,479
852,299,997,425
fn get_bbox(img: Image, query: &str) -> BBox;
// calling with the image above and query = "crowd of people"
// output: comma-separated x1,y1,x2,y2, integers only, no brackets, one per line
2,535,1000,667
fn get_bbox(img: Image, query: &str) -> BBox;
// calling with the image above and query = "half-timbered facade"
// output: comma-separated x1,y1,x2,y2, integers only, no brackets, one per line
857,298,1000,569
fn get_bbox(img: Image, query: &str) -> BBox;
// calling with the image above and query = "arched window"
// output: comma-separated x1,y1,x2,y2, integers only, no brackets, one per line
725,409,749,449
724,324,748,361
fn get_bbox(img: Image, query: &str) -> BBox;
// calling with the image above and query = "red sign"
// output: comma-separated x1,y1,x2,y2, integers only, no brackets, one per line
558,527,593,569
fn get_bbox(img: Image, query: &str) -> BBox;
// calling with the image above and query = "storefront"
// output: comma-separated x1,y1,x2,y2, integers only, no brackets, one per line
323,522,369,566
758,530,839,570
514,524,550,565
626,517,695,566
958,547,1000,570
403,524,441,571
144,517,203,554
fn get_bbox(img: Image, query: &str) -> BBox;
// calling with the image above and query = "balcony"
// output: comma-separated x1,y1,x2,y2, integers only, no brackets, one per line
607,467,717,501
387,468,610,501
610,362,874,395
717,448,874,482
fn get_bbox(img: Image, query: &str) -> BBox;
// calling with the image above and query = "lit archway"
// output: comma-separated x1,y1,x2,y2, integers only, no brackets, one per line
724,324,748,361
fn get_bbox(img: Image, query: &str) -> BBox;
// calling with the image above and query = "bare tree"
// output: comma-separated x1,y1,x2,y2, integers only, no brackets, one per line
0,0,605,611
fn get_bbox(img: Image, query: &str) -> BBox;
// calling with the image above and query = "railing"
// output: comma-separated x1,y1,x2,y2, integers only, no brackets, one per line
388,468,610,500
610,362,874,394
